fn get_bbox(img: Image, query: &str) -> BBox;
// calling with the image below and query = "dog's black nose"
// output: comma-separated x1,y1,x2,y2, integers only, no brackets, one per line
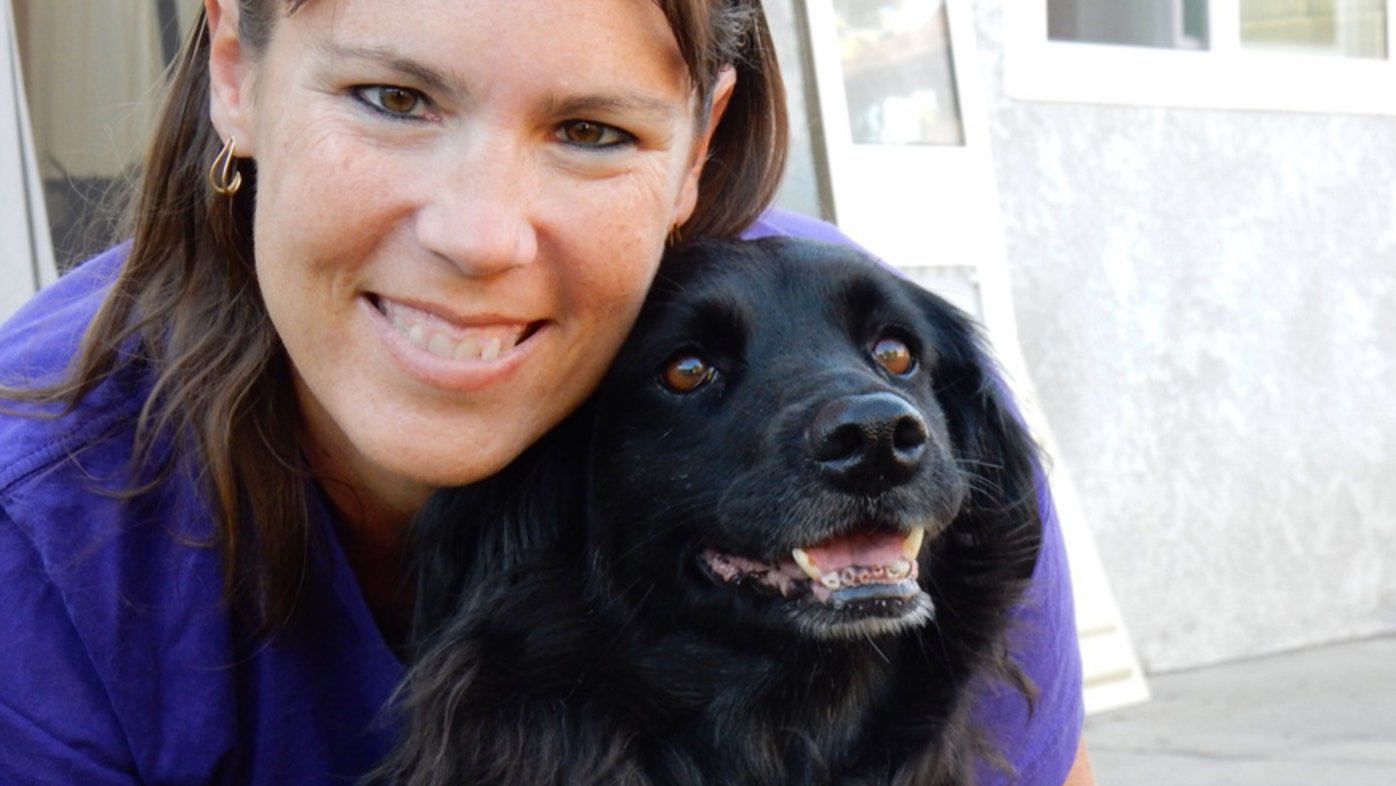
808,393,928,493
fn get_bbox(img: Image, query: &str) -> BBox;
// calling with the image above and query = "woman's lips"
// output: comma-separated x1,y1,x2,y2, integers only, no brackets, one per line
363,294,545,388
375,296,535,361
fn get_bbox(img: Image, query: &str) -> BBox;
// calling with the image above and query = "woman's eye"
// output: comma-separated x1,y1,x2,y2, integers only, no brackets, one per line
353,85,430,119
557,120,632,148
660,353,716,393
872,336,915,376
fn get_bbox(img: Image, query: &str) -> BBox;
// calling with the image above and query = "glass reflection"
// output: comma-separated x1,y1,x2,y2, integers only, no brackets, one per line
834,0,964,146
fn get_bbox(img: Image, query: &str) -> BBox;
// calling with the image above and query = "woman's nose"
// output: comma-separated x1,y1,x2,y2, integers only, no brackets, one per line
414,143,539,277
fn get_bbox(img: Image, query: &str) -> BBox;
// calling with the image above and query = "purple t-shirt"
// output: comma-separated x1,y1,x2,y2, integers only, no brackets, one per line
0,209,1081,784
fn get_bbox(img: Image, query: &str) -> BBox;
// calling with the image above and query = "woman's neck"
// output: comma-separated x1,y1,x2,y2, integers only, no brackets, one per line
298,417,428,652
317,470,421,652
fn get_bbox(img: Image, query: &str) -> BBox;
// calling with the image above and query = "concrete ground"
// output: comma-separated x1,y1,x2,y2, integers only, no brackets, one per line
1084,635,1396,785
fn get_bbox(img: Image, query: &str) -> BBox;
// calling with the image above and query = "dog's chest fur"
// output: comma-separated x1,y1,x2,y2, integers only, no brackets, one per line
421,564,977,785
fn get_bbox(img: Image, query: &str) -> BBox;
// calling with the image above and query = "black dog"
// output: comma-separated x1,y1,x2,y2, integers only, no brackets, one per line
376,237,1043,786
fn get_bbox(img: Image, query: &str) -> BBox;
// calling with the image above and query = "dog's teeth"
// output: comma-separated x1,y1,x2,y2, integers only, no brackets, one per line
820,572,842,590
792,548,822,581
887,560,911,579
901,528,925,560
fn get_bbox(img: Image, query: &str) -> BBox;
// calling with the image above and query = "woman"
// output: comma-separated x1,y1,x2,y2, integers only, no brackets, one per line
0,0,1091,783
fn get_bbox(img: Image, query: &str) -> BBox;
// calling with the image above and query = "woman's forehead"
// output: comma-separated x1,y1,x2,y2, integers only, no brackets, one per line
282,0,686,66
259,0,695,115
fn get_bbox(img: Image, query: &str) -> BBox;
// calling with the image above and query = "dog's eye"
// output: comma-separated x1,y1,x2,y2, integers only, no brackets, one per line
872,336,915,375
660,353,716,393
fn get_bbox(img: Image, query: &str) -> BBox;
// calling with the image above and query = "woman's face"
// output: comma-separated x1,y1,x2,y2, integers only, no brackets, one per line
207,0,730,516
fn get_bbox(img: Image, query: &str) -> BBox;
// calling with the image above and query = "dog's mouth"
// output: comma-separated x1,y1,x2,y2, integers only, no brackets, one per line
700,527,935,639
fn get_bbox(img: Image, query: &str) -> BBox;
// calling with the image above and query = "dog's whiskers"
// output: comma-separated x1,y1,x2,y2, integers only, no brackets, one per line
863,631,891,664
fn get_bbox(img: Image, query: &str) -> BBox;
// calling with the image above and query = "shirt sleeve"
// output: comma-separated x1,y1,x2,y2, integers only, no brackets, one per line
0,505,141,785
973,478,1085,786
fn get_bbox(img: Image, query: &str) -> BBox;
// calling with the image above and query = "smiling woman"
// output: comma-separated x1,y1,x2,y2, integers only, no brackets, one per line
211,0,723,522
0,0,784,781
0,0,1088,784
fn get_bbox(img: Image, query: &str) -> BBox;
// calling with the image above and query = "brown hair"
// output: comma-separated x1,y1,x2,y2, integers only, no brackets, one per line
1,0,788,635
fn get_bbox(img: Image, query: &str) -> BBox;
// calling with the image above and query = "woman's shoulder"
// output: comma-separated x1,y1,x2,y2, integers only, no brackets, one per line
0,328,402,782
0,248,154,538
0,476,401,783
0,268,241,780
0,244,128,379
0,246,205,711
0,244,204,649
742,207,861,246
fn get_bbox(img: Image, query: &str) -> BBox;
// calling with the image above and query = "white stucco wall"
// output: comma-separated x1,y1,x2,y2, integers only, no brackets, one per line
970,2,1396,672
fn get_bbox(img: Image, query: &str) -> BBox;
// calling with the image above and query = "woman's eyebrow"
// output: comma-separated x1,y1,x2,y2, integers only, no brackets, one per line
313,40,682,124
313,41,463,99
540,94,682,124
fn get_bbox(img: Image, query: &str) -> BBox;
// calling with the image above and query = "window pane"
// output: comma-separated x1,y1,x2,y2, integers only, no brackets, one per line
1241,0,1388,58
765,0,829,219
833,0,964,146
1048,0,1211,50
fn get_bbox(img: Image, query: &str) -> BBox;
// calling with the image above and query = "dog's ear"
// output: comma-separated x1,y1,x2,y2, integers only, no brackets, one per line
904,284,1043,578
407,407,593,645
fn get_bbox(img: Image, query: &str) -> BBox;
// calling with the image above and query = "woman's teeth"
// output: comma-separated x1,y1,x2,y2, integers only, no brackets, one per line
380,299,523,362
397,317,512,361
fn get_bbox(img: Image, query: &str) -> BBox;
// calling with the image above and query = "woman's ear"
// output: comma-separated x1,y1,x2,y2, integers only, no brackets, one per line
206,0,258,155
672,66,738,228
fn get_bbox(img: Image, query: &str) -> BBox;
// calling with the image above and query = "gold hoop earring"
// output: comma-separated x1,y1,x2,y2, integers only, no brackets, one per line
209,137,244,197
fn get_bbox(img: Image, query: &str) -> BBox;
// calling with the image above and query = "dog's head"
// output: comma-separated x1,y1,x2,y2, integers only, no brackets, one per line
583,237,1041,643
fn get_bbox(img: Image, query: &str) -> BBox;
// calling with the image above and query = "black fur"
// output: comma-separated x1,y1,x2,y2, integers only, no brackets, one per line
375,238,1043,786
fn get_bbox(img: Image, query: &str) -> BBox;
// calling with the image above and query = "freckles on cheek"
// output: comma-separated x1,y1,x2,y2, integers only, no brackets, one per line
565,179,670,306
260,146,402,278
261,122,378,214
582,229,664,314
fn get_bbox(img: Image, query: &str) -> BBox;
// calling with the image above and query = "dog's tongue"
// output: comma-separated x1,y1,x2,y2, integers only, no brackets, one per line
802,530,910,573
